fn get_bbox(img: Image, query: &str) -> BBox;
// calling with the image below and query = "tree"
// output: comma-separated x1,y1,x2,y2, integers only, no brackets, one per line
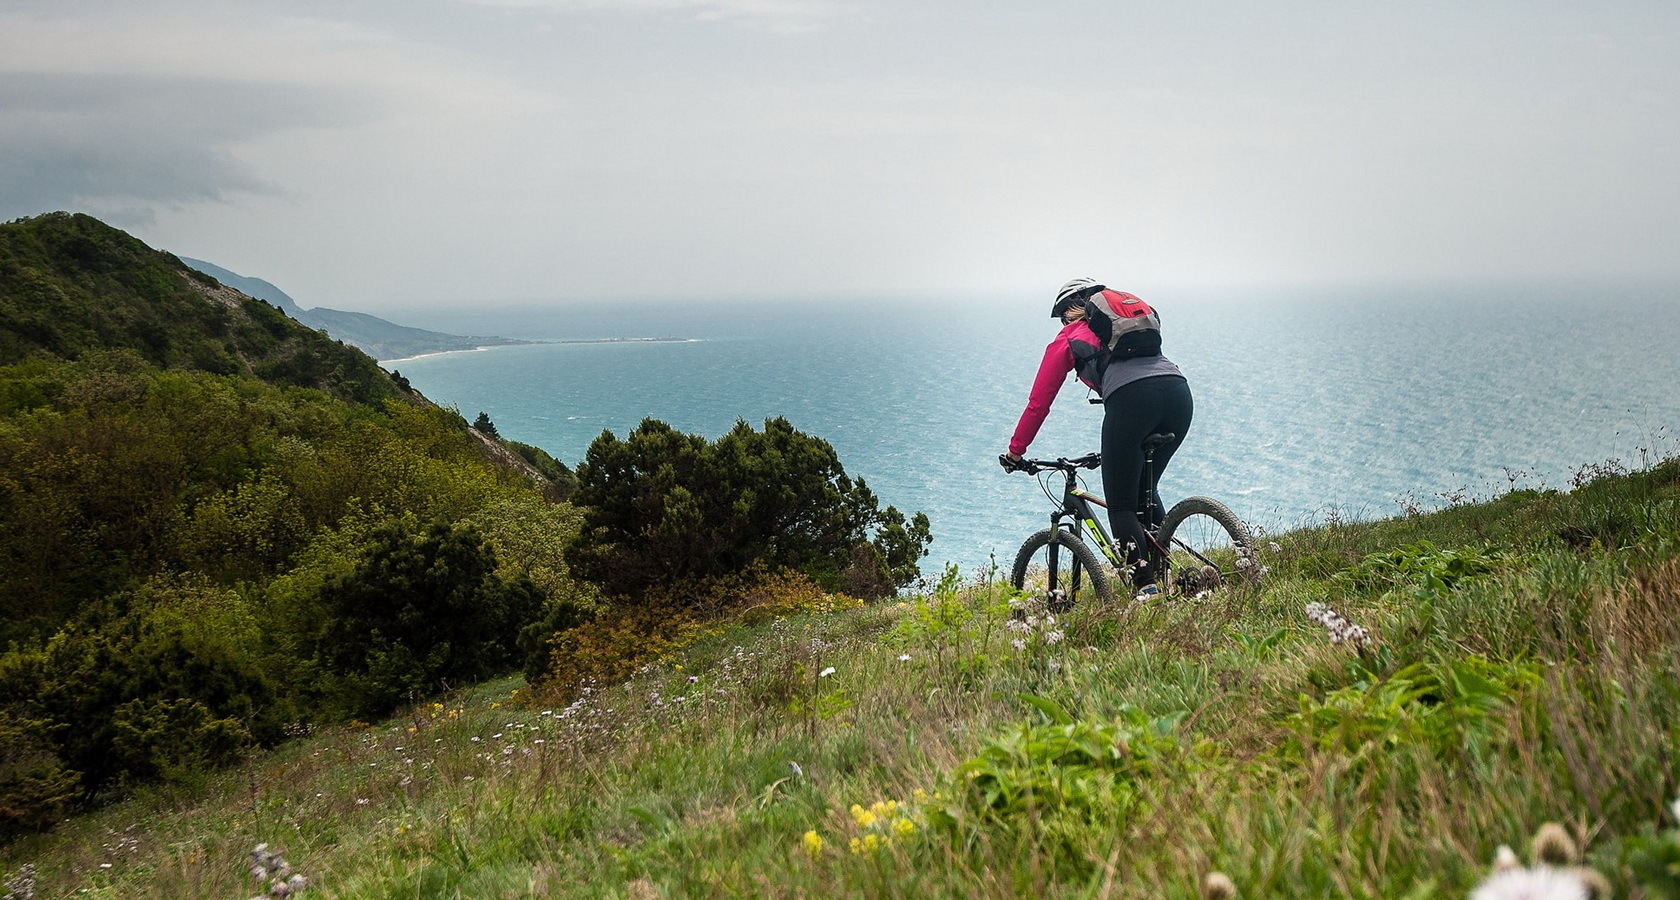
472,411,499,439
566,417,930,600
312,520,543,718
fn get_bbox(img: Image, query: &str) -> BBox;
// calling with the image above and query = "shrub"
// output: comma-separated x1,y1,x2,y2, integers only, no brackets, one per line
566,417,930,600
311,520,545,719
0,710,78,840
0,575,280,810
529,566,856,698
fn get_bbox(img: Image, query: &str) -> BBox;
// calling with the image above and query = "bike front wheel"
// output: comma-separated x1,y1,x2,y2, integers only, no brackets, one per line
1010,527,1114,610
1158,497,1261,593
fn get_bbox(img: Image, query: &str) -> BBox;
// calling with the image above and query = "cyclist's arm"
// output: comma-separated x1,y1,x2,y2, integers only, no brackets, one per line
1007,331,1077,456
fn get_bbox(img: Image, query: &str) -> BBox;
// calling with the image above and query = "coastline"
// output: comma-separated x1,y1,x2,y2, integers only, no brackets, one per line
381,336,700,365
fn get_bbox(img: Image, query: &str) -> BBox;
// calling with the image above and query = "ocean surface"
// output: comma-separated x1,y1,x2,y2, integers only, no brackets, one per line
390,283,1680,577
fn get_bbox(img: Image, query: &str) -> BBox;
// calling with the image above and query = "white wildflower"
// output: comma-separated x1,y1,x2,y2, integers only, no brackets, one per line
1305,601,1372,649
1010,638,1027,652
818,666,836,678
1469,867,1590,900
897,653,911,662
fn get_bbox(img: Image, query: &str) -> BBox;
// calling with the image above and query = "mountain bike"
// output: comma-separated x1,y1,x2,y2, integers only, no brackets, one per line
999,433,1260,609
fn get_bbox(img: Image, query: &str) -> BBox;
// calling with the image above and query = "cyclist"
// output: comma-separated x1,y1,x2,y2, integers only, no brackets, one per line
1004,278,1193,591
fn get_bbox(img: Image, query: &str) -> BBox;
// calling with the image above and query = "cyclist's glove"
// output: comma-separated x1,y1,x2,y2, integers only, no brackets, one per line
998,454,1022,473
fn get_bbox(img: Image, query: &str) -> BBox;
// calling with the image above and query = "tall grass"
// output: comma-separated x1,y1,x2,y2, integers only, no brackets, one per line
3,456,1678,898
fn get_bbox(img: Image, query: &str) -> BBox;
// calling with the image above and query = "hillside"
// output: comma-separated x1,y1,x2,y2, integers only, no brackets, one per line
3,453,1677,898
177,256,532,361
0,214,588,843
0,213,401,405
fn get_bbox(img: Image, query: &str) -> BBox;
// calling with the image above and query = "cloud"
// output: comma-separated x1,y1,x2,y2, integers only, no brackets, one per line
0,6,542,224
448,0,851,32
0,72,380,219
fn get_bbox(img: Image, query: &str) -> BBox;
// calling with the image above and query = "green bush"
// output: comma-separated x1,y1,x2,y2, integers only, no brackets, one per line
0,575,279,805
311,520,545,719
0,710,78,840
566,417,930,600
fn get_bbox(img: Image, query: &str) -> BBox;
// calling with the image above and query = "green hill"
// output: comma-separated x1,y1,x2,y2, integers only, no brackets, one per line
3,452,1677,897
0,212,400,404
0,214,587,841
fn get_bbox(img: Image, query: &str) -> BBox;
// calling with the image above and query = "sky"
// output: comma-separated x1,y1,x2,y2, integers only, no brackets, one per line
2,0,1677,317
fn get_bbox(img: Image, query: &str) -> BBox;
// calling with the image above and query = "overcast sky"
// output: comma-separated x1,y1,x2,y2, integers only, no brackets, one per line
2,0,1676,315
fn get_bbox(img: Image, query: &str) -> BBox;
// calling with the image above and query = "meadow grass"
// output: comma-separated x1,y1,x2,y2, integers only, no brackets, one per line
3,456,1679,898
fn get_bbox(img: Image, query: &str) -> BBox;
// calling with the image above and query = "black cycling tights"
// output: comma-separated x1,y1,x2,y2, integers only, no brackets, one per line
1100,375,1194,588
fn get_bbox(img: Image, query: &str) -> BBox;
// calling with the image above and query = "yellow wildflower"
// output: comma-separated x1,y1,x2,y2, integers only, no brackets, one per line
850,804,878,829
892,817,917,838
801,830,824,858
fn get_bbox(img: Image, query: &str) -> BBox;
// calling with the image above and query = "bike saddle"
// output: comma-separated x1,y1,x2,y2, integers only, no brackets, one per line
1142,433,1176,452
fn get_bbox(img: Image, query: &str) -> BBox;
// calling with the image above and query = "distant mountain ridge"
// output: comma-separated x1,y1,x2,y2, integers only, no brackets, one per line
176,256,530,361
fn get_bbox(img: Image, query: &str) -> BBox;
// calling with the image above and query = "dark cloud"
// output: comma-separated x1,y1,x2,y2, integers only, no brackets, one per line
0,72,382,219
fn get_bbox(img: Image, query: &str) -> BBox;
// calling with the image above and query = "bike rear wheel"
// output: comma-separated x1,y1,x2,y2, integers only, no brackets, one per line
1010,527,1114,610
1158,497,1261,593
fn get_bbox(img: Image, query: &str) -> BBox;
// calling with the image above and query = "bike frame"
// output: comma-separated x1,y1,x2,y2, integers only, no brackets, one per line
1044,465,1168,571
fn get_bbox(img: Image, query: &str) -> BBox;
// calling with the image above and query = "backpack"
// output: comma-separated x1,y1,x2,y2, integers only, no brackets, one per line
1072,289,1162,390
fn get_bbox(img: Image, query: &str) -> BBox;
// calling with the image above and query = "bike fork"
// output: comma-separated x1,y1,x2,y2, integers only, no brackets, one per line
1045,512,1082,608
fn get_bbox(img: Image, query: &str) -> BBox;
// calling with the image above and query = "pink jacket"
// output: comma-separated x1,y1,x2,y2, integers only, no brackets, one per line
1008,320,1102,456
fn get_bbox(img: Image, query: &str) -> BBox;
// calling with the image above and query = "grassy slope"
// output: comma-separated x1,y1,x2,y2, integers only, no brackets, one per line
3,457,1678,899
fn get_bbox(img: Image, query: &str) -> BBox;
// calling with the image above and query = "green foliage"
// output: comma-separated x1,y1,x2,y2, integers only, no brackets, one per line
312,520,545,719
0,711,78,841
1285,654,1540,784
0,353,585,833
928,700,1185,873
0,575,278,809
1337,540,1504,592
0,212,399,404
1631,808,1680,899
504,439,577,500
567,416,930,600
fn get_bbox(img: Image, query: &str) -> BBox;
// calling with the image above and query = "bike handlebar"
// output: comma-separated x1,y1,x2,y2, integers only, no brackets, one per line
999,452,1102,475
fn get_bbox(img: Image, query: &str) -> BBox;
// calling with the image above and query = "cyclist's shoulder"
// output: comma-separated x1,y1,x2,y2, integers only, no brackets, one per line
1051,319,1101,345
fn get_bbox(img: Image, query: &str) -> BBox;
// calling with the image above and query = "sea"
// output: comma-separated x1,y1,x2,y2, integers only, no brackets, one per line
388,283,1680,577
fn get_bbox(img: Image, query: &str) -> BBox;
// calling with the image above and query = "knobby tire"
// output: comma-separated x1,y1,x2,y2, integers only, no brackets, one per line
1157,496,1261,591
1010,527,1114,610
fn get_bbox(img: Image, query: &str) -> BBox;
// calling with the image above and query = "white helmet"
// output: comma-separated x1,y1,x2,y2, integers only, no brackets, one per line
1051,277,1104,318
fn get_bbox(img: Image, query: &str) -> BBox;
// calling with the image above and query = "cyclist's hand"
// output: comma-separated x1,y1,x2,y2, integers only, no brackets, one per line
999,453,1023,472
